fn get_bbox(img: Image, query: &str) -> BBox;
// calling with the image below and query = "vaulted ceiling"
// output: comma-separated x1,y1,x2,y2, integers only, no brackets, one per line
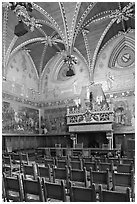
2,2,135,77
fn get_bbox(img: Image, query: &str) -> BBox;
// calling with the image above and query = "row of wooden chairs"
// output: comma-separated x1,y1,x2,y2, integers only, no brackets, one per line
2,153,29,176
21,163,134,200
42,157,134,174
3,172,131,202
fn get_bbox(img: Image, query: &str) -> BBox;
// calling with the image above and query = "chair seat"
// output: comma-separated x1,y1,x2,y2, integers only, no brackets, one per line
7,191,21,202
26,194,41,202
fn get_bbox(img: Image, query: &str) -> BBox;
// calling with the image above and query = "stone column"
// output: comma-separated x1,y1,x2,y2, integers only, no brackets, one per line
70,133,77,148
106,131,113,150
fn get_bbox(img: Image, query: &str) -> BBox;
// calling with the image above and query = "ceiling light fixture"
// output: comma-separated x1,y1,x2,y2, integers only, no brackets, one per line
7,2,42,36
64,54,77,76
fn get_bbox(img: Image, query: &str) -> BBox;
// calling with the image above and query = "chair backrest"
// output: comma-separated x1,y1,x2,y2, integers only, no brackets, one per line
13,153,21,163
22,175,44,202
23,163,37,180
3,173,23,202
36,164,51,182
112,170,134,189
44,148,51,158
117,162,133,173
69,181,96,202
83,160,98,171
52,165,69,183
99,184,130,202
20,153,29,165
55,158,68,168
83,156,93,163
107,157,120,166
82,149,91,157
44,158,55,167
70,167,88,187
69,156,80,162
3,155,12,176
121,158,134,165
69,159,83,170
42,179,66,202
98,160,113,172
90,168,110,190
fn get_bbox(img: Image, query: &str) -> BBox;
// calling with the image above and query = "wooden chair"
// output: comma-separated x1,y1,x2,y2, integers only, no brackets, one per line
42,179,67,202
69,181,96,202
44,158,55,167
36,163,52,182
69,155,81,161
107,157,120,166
3,172,23,202
99,184,130,202
23,163,37,180
121,157,134,165
44,148,51,158
83,160,98,171
12,153,21,165
69,159,83,170
69,167,88,187
82,156,94,163
22,175,44,202
55,158,68,169
3,155,13,176
52,165,69,190
116,162,134,173
20,153,29,165
112,170,134,201
20,153,29,172
90,168,110,190
98,160,113,172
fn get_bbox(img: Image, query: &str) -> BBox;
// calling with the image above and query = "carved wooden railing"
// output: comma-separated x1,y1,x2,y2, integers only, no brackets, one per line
66,106,114,125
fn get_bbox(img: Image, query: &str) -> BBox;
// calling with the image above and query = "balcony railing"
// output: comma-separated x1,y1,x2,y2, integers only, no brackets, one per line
66,106,114,125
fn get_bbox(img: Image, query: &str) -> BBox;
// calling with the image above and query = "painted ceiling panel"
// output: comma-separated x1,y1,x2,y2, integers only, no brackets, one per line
12,27,44,52
63,2,77,31
86,18,111,59
75,2,91,26
41,24,55,36
74,32,88,64
42,46,58,71
3,2,135,81
98,18,135,55
36,2,65,36
26,42,45,75
83,2,118,25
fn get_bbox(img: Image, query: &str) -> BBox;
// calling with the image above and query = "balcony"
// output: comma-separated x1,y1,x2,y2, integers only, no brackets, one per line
67,105,114,125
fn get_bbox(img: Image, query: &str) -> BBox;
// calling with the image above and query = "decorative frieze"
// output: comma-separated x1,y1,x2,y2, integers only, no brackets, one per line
67,108,114,125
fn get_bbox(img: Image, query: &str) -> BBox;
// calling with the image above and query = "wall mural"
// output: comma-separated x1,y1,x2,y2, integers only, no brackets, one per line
2,101,39,134
43,107,68,134
41,52,90,101
6,50,39,99
94,31,135,92
94,31,135,130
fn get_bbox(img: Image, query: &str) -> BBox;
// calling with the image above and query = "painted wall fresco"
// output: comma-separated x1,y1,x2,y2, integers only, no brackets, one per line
41,51,90,101
2,101,39,134
94,31,135,92
6,50,39,99
94,31,135,130
43,107,68,134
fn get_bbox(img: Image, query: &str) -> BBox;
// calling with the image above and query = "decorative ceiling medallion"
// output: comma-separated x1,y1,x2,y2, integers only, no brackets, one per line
117,48,134,67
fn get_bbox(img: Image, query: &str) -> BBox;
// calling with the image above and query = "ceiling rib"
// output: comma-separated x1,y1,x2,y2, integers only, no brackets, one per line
91,18,116,75
59,2,69,51
73,3,97,46
32,2,67,49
